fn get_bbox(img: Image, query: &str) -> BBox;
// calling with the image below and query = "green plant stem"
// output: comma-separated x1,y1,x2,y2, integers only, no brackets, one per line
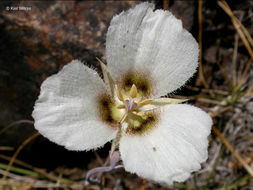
0,162,41,178
0,162,74,184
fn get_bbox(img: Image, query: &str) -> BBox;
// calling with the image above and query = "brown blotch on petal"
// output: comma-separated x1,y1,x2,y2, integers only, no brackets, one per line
126,112,158,135
97,94,118,127
121,71,153,97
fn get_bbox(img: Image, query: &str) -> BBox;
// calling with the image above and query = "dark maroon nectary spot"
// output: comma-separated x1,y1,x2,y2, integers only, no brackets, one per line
126,112,158,135
97,94,117,126
121,71,153,97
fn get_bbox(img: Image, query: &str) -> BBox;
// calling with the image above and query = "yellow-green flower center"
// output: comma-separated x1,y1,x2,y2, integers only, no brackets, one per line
98,84,158,135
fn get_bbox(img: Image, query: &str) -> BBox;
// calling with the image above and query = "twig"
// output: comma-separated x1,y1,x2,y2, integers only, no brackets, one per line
0,169,79,188
232,33,239,87
238,59,252,87
212,126,253,177
218,0,253,59
0,154,35,170
0,147,14,151
244,87,253,97
2,132,40,180
0,120,34,136
172,94,226,106
186,86,229,95
220,0,253,47
209,106,233,118
198,0,211,91
163,0,169,10
196,97,226,106
0,154,73,184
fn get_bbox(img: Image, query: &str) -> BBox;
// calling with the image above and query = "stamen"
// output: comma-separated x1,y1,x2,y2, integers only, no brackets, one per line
138,99,152,107
115,85,124,102
117,104,125,109
130,84,137,98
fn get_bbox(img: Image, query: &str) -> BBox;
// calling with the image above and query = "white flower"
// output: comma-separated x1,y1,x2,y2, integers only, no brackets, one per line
32,2,212,186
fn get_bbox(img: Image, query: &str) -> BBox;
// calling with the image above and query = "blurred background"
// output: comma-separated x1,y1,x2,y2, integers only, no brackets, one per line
0,0,252,189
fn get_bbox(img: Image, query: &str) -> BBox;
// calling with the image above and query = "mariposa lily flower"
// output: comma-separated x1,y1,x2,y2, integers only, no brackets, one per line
33,2,212,185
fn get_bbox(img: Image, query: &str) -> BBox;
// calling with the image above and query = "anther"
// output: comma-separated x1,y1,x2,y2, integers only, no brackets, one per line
117,105,125,109
138,99,152,107
130,84,137,98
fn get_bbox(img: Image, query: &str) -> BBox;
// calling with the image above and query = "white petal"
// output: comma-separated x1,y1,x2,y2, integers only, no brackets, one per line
119,104,212,185
32,60,117,151
106,2,199,97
